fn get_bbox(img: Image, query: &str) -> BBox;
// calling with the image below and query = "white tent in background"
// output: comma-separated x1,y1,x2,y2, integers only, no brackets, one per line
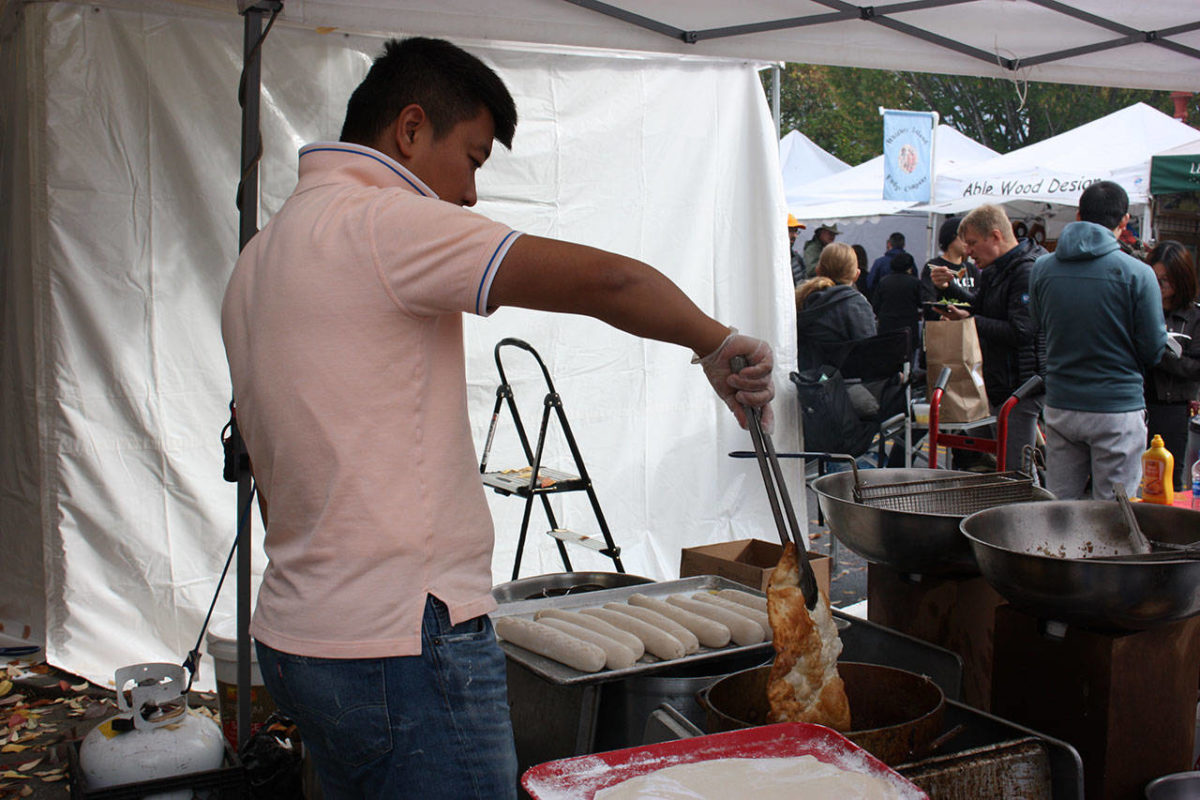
788,125,999,222
780,129,849,208
922,103,1200,220
788,126,999,263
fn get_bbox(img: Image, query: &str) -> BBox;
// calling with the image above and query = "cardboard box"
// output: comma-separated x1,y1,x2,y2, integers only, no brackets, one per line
679,539,830,597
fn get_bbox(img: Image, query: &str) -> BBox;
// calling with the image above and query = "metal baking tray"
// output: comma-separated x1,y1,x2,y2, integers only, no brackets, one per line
490,576,776,686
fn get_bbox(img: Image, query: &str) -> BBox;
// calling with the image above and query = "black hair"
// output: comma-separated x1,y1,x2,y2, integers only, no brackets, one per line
1146,240,1198,314
890,252,916,274
1078,180,1128,229
888,232,905,249
340,37,517,150
851,243,869,270
938,217,961,252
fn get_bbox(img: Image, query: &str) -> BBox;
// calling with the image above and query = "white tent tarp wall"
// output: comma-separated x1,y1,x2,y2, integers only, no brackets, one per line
0,2,796,687
923,103,1200,217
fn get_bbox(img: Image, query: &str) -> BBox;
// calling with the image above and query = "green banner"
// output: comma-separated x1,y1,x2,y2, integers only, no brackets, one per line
1150,153,1200,195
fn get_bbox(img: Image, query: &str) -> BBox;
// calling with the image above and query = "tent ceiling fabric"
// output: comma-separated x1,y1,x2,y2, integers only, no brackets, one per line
268,1,1198,90
5,1,1197,89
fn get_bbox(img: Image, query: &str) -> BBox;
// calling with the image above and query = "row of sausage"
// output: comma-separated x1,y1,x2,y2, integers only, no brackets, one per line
494,588,771,673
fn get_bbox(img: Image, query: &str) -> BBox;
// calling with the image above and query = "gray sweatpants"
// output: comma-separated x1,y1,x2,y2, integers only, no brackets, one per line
1043,407,1147,500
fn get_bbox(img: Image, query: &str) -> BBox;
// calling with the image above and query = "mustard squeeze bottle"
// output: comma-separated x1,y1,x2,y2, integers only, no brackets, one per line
1141,434,1174,505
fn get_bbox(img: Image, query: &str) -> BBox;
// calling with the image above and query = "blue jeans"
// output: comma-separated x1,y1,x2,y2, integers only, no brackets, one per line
256,595,518,799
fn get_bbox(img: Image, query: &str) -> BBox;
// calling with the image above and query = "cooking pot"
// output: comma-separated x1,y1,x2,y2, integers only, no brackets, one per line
812,468,1054,575
698,661,945,766
960,500,1200,631
490,571,653,603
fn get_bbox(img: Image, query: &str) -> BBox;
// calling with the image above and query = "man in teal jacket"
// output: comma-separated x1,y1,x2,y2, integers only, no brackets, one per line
1030,181,1172,500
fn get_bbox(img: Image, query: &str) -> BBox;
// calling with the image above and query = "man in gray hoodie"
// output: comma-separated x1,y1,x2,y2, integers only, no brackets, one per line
1030,181,1171,500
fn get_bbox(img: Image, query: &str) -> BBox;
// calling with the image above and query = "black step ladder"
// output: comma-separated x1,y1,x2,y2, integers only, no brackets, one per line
479,338,624,580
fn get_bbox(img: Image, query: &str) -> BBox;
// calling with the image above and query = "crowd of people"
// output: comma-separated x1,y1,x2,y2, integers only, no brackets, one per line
792,181,1197,497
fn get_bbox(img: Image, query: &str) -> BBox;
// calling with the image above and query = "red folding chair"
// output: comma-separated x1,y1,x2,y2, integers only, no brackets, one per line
927,367,1043,471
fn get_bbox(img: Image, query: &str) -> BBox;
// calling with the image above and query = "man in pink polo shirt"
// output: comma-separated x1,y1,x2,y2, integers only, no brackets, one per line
222,37,774,799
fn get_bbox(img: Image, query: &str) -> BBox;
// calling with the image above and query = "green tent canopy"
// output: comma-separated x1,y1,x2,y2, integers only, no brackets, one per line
1151,139,1200,195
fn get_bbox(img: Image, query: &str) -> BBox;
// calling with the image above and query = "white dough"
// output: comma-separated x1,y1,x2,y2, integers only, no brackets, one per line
594,755,903,800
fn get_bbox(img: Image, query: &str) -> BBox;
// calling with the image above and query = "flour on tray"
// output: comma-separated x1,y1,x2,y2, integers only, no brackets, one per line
594,755,903,799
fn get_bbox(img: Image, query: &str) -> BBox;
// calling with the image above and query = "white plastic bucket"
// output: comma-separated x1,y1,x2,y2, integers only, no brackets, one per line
205,617,273,747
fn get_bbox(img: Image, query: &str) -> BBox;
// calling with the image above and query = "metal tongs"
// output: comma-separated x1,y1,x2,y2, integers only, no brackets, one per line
731,356,819,610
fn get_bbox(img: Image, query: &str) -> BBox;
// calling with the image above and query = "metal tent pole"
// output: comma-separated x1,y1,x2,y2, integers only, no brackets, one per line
233,0,282,752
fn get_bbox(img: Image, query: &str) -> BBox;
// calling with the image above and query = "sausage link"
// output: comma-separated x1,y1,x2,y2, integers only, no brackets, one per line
604,602,700,654
538,617,638,670
494,616,605,673
691,593,771,639
535,608,645,660
716,588,768,614
580,607,686,661
667,595,764,646
627,593,731,648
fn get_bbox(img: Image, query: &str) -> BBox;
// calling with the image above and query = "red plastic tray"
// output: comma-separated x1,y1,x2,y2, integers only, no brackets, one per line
521,722,928,799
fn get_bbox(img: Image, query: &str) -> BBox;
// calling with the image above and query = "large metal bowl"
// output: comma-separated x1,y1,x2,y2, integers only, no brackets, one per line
960,500,1200,631
698,661,945,766
811,468,1054,576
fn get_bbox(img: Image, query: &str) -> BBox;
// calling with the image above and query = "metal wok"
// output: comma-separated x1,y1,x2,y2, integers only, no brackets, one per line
698,661,945,766
960,500,1200,631
811,468,1054,576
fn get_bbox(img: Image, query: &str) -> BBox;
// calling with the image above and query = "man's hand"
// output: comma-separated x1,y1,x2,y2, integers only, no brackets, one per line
932,304,970,321
929,265,956,289
695,331,775,430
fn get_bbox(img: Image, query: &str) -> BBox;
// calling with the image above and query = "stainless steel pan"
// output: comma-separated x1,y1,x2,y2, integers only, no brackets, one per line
811,468,1054,576
960,500,1200,630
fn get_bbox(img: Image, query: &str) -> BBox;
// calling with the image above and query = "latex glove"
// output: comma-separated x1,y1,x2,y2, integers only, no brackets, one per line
694,329,775,431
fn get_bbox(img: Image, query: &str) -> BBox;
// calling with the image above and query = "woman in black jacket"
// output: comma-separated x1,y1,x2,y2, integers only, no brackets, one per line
795,242,876,371
1145,240,1200,490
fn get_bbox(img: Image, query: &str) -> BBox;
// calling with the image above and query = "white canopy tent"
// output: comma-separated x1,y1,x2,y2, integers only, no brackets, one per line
780,129,849,205
922,103,1200,224
789,125,999,221
3,0,1200,689
789,126,999,263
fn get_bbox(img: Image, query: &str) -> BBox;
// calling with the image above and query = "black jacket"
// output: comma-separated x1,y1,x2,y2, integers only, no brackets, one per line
968,239,1048,405
872,272,924,346
1148,302,1200,404
796,284,877,371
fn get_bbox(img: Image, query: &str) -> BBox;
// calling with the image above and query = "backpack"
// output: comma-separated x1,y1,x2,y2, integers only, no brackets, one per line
790,366,877,457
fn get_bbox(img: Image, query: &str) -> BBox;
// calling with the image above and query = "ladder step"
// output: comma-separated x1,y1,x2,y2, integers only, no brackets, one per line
482,467,585,496
546,529,612,553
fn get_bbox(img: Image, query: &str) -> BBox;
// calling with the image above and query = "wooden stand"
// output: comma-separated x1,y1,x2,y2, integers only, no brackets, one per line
867,563,1005,709
991,606,1200,800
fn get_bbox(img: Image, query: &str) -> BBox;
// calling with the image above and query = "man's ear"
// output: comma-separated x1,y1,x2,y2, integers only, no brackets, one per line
394,104,427,159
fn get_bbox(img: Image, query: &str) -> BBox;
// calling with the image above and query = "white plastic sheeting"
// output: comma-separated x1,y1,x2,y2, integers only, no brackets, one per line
0,3,798,686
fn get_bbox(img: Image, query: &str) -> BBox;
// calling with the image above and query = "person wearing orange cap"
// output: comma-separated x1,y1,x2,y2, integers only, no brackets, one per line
788,214,807,285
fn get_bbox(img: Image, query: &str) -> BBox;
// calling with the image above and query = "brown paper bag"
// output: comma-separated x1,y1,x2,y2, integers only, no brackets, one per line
925,317,989,422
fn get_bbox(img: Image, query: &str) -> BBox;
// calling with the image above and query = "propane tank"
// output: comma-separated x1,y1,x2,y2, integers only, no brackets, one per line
79,663,226,799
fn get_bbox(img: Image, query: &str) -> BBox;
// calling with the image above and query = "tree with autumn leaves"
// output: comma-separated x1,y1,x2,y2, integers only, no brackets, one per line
771,64,1199,165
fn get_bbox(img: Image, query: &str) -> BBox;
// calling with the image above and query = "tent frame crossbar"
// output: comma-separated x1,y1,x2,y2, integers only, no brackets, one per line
560,0,1200,74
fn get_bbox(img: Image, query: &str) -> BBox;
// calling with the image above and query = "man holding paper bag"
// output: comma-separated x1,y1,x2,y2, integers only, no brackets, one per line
930,204,1047,472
